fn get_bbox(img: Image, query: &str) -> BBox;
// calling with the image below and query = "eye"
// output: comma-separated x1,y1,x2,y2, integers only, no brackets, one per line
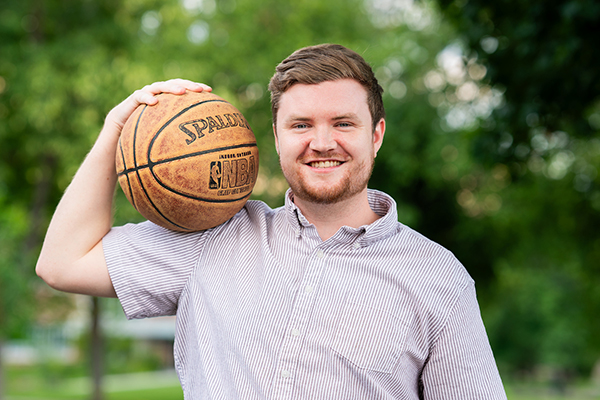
293,123,309,129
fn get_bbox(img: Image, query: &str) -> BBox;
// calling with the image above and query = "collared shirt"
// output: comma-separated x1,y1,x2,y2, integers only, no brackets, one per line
104,189,506,400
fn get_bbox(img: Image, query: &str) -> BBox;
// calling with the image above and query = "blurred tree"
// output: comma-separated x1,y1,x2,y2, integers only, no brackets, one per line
0,204,31,400
434,0,600,380
437,0,600,153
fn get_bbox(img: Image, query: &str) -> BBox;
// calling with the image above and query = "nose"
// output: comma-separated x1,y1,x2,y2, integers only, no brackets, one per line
309,126,337,153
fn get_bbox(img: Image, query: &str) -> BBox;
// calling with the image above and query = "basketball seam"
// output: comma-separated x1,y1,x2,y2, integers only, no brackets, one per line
118,138,137,210
116,142,257,176
133,105,191,231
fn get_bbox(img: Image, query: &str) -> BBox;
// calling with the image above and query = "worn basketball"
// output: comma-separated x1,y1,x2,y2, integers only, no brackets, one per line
116,91,259,232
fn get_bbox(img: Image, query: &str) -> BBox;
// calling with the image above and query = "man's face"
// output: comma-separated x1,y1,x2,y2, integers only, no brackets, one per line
274,79,385,205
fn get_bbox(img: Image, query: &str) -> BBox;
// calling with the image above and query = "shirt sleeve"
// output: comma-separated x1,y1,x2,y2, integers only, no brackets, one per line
421,282,507,400
103,221,207,320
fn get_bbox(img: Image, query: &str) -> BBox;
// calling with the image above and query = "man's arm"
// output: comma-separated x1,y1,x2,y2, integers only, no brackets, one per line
421,283,507,399
36,79,211,297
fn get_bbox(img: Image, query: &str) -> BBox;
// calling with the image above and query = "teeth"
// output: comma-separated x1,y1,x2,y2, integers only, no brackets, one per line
310,161,341,168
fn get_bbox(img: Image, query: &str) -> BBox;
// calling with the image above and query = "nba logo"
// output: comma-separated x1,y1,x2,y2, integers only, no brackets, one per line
209,161,221,189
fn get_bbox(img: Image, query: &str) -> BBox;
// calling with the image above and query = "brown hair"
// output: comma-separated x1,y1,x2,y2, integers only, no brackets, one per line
268,44,385,131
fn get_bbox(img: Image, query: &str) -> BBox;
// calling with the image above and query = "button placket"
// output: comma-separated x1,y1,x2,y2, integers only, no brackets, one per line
272,246,328,399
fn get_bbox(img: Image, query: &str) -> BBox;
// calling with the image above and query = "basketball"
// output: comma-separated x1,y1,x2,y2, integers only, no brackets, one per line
116,91,259,232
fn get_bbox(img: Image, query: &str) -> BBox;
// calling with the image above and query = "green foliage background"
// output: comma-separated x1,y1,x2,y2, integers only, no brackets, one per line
1,0,599,388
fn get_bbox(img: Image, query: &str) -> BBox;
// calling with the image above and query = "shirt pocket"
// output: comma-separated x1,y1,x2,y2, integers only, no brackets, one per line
330,298,409,374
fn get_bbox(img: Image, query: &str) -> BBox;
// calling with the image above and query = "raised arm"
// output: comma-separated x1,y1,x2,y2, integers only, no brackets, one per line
36,79,211,297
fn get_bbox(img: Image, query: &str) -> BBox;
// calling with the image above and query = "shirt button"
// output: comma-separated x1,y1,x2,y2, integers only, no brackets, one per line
281,369,291,378
291,328,300,337
305,285,314,293
353,242,361,249
316,249,324,258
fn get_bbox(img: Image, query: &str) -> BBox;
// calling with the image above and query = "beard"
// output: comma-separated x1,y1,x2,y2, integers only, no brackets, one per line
280,153,375,205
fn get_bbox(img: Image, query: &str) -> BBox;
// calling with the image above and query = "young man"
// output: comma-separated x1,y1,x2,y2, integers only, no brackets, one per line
37,44,507,399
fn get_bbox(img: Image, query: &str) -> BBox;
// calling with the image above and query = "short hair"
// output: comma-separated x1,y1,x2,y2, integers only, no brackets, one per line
268,44,385,131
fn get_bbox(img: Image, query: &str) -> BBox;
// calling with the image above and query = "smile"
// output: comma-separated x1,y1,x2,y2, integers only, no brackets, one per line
309,161,342,168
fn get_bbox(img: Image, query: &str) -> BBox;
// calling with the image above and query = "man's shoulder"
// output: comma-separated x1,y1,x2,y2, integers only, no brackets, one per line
380,223,473,285
236,199,284,223
244,199,279,214
209,199,286,236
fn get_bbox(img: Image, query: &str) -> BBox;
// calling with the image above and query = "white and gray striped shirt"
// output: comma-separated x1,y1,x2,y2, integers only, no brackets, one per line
104,189,506,399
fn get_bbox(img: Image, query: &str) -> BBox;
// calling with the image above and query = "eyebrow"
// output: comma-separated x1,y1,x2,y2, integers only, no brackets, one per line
284,116,311,122
283,113,361,124
331,113,360,121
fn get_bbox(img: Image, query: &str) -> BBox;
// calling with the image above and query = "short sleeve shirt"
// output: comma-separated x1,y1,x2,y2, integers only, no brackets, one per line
103,189,506,400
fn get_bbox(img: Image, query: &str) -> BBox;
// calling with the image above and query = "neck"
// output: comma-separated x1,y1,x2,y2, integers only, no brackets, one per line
293,189,380,241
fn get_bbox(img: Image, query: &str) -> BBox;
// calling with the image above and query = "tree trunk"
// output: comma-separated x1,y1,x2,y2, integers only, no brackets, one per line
23,153,56,255
90,297,103,400
0,339,5,400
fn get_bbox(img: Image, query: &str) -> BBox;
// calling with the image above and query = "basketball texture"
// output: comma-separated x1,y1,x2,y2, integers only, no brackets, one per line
116,91,259,232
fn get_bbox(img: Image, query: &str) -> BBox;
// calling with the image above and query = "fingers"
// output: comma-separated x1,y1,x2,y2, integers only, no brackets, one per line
132,89,161,106
104,79,212,134
140,79,212,104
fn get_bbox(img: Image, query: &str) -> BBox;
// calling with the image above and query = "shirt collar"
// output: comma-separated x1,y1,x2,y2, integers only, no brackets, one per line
284,188,401,246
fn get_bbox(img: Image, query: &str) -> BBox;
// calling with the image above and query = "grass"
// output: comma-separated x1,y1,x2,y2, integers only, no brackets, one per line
8,384,600,400
106,387,183,400
6,368,183,400
7,387,183,400
505,381,600,400
6,367,600,400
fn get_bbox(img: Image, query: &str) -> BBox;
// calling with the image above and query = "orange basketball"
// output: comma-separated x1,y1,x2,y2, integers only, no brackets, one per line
116,91,259,232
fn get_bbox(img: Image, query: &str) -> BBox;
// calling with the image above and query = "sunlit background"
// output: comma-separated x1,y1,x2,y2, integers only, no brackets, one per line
1,0,599,399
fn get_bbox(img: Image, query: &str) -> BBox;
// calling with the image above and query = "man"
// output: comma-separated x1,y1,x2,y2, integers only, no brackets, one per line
37,44,507,399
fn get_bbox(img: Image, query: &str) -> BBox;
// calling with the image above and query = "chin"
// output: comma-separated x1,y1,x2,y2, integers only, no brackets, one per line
292,180,356,204
282,161,371,205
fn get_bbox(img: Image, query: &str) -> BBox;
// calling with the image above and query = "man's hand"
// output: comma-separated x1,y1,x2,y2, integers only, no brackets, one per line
104,79,212,140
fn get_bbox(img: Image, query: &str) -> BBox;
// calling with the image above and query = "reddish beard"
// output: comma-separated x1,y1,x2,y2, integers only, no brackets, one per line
280,152,374,204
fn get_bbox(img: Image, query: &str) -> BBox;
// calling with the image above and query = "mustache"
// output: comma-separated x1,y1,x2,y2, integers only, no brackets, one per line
297,151,348,163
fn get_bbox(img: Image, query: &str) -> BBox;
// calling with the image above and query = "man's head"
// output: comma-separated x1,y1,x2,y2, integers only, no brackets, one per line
268,44,384,132
268,44,386,206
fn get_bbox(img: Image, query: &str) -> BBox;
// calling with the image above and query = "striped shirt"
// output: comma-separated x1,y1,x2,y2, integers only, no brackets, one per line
103,189,506,399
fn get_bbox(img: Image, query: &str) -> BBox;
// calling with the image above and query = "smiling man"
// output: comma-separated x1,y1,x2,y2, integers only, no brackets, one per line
37,44,507,399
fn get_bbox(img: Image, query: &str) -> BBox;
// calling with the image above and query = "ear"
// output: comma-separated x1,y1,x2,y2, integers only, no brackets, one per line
273,123,280,155
373,118,385,157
